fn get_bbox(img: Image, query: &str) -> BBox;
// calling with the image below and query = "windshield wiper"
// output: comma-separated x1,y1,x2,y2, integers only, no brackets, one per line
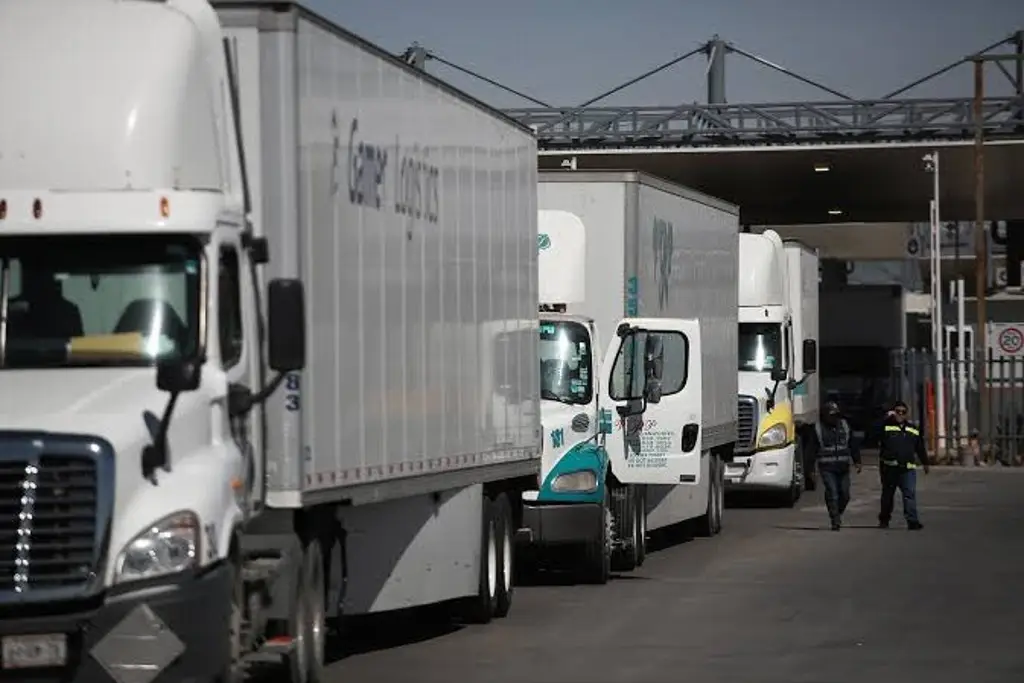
541,389,576,406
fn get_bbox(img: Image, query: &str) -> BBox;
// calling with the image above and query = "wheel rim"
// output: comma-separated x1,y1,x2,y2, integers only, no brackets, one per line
638,497,646,552
309,555,326,672
502,517,512,594
293,585,308,680
487,520,498,600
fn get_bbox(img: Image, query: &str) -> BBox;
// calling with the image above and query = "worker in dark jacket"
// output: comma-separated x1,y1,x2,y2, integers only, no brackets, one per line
878,400,930,530
808,401,861,531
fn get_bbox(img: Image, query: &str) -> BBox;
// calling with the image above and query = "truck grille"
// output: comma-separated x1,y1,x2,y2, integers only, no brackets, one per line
0,435,113,601
737,397,758,451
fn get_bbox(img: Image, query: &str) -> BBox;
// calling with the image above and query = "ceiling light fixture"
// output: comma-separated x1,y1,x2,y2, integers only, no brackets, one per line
827,209,843,216
814,163,831,173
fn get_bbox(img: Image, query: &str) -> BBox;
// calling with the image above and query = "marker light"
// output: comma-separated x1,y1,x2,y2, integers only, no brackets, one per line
0,200,6,220
159,196,170,219
827,209,843,216
814,163,831,173
32,199,42,219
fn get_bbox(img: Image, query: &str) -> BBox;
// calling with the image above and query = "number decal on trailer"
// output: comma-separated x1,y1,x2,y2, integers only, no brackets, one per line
285,373,301,412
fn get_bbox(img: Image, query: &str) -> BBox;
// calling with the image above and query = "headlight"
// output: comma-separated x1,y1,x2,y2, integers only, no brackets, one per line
757,423,788,449
114,511,200,584
550,469,598,493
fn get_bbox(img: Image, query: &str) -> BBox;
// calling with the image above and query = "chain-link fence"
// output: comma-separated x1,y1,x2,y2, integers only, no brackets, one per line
890,348,1024,466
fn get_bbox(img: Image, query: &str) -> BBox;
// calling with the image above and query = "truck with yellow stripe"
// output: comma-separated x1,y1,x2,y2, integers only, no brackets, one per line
727,231,820,504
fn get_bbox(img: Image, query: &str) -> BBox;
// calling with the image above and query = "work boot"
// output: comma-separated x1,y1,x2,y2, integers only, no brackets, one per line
878,519,889,529
907,521,924,531
831,517,841,531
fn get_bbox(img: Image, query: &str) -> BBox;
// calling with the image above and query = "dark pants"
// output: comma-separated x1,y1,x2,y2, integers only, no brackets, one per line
819,464,851,524
879,466,919,525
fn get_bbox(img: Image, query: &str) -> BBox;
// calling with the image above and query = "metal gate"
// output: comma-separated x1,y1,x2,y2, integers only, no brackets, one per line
890,349,1024,466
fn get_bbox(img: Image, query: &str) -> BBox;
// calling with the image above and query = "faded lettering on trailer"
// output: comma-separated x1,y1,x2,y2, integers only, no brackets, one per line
332,113,441,224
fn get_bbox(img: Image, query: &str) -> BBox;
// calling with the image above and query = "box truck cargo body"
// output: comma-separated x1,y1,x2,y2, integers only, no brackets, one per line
537,171,737,537
731,231,820,501
0,1,539,681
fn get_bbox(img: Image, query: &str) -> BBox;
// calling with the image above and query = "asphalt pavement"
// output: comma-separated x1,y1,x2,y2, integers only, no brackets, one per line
324,466,1024,683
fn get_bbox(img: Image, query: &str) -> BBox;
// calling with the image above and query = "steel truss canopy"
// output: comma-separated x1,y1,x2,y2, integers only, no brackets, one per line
409,31,1024,224
498,33,1024,149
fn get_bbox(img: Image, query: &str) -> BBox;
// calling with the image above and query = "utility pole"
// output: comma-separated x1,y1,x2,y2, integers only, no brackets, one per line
973,57,988,439
924,151,946,454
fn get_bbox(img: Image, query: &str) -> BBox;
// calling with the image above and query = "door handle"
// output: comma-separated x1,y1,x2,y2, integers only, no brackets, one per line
681,423,699,453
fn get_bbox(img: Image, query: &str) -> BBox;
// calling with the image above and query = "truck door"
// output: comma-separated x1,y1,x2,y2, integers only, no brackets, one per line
600,318,703,485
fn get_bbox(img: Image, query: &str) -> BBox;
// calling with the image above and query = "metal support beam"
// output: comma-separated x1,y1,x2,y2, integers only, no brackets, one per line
973,58,988,439
706,36,727,105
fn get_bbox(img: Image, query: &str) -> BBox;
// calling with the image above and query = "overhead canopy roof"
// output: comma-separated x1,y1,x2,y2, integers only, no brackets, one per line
535,139,1024,225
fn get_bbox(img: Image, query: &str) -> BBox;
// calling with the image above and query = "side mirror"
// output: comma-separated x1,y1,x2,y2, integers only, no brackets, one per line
644,335,664,381
802,338,818,374
644,377,663,404
268,278,306,372
770,366,787,383
156,358,202,394
616,399,645,418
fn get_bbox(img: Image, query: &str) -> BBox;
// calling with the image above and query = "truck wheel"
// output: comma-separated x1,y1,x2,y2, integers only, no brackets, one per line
692,456,724,536
579,487,611,584
635,486,647,567
611,485,639,572
493,493,515,619
216,561,245,683
461,496,499,623
292,538,326,683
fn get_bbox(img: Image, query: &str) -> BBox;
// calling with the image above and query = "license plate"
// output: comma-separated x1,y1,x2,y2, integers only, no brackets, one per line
2,634,67,669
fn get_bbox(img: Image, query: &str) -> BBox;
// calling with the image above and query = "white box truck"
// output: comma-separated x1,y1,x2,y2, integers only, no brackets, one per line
528,171,739,580
730,230,820,501
0,1,539,682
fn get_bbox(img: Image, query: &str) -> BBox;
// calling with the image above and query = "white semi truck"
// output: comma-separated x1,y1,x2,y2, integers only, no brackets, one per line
0,1,539,682
526,172,739,582
729,230,820,502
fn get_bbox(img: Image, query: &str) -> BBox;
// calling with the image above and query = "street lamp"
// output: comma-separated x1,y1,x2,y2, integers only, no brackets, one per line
923,151,947,454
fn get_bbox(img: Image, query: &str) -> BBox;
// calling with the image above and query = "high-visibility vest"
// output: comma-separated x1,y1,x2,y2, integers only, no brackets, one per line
815,420,852,464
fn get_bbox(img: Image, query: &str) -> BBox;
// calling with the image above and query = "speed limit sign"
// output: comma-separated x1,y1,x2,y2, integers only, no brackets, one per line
998,326,1024,355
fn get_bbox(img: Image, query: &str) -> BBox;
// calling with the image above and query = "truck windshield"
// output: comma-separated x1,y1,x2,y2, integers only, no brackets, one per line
738,322,782,372
0,235,202,369
539,320,592,405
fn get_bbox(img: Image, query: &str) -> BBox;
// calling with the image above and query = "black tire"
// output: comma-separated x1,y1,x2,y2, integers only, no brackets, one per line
461,496,499,623
635,485,647,567
493,493,514,619
695,454,720,537
280,538,327,683
579,486,611,584
216,560,245,683
611,485,639,572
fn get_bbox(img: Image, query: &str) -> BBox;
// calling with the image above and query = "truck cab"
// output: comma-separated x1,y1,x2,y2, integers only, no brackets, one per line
729,230,818,503
0,0,305,679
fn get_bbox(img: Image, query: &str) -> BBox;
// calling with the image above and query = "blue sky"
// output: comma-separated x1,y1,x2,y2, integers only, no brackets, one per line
308,0,1022,108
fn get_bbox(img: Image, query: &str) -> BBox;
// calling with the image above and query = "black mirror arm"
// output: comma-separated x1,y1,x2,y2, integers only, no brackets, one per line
142,392,180,481
233,372,288,416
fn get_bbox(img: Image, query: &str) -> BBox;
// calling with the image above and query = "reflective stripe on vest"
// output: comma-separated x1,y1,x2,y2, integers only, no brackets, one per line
815,421,851,463
884,424,920,437
882,459,917,469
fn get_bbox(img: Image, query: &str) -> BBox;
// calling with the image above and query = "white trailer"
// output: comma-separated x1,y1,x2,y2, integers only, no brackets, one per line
0,1,539,681
731,231,820,501
536,171,738,547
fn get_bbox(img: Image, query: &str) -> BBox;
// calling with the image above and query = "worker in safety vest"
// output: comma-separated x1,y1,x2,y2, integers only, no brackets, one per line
878,400,930,530
809,401,861,531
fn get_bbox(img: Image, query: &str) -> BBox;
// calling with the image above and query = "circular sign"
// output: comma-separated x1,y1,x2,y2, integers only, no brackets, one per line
998,326,1024,355
537,233,551,250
